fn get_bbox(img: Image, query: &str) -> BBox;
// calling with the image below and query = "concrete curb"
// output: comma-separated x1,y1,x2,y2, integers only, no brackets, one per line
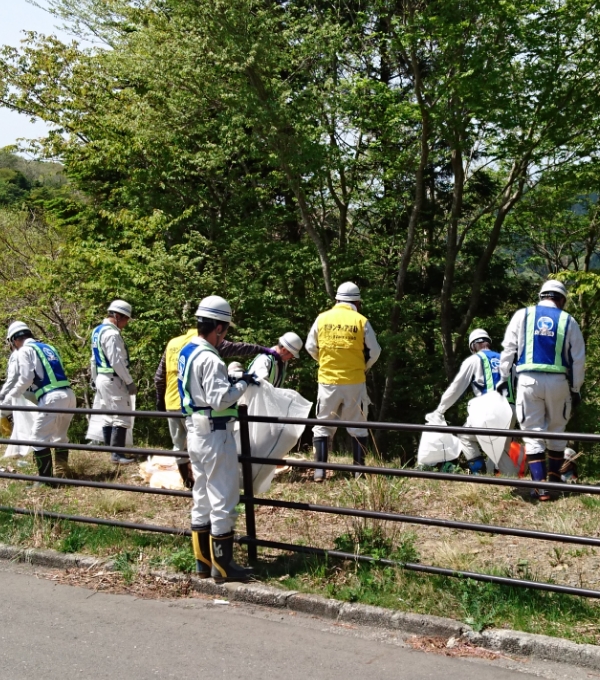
3,544,600,671
0,542,112,571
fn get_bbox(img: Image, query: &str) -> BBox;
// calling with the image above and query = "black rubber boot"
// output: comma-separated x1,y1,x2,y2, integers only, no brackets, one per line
178,462,194,489
110,426,135,465
210,532,253,583
102,425,113,447
191,523,211,578
33,447,53,486
313,437,328,482
352,437,368,478
547,451,565,484
54,449,70,478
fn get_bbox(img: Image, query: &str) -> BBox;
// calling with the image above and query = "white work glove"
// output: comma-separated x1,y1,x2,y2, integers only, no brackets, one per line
227,361,245,381
425,410,446,425
126,382,138,396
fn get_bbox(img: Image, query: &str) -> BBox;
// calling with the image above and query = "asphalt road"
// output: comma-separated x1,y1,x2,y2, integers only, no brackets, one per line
0,563,584,679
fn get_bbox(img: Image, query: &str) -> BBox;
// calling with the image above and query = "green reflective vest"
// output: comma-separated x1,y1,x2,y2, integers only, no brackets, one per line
179,339,238,418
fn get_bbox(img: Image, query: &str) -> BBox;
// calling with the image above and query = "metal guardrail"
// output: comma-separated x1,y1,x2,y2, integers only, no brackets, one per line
0,401,599,598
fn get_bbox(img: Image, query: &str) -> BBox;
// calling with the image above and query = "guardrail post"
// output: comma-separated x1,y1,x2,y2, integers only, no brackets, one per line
238,404,258,562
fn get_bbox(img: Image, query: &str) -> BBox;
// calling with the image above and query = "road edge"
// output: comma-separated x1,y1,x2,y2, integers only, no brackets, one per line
2,541,599,671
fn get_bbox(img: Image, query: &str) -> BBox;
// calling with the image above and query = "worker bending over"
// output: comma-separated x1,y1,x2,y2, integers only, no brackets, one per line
431,329,511,474
498,280,585,500
306,282,381,481
248,332,303,387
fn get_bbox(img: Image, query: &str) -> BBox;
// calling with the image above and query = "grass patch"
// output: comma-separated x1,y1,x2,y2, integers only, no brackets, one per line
93,491,139,516
258,528,600,644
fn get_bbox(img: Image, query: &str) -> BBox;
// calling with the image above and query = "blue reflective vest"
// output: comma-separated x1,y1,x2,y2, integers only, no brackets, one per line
476,350,501,393
177,340,238,418
92,324,116,374
475,349,514,404
517,305,571,374
29,341,70,398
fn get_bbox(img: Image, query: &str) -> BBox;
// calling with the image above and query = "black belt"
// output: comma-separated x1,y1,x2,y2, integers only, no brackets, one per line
212,417,233,430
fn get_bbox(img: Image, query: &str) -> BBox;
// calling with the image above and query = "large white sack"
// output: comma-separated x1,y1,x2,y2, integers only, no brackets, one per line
86,393,135,447
417,411,461,465
4,395,37,458
467,392,513,465
236,380,312,493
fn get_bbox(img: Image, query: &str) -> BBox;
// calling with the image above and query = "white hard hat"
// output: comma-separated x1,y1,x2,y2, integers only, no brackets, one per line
539,280,568,300
279,332,303,358
336,281,361,302
195,295,232,323
468,328,492,349
6,321,31,342
108,299,133,318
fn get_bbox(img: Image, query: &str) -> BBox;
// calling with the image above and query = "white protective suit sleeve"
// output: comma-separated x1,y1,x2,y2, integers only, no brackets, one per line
436,354,478,414
187,350,249,412
5,341,41,400
499,300,586,392
0,352,20,401
364,321,381,370
249,354,273,382
100,322,134,385
305,319,319,361
90,355,98,382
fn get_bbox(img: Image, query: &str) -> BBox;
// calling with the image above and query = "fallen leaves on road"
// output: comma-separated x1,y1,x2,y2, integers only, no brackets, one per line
407,635,502,660
44,567,199,600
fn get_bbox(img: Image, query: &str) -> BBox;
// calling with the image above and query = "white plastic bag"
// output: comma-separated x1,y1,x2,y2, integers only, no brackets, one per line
467,391,513,465
4,395,36,458
139,455,184,490
86,393,135,447
236,380,312,493
417,411,461,465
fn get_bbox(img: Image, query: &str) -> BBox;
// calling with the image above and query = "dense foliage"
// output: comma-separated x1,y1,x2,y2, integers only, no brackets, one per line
1,0,600,456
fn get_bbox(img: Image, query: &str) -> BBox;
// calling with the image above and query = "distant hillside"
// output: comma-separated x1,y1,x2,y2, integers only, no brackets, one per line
0,148,66,206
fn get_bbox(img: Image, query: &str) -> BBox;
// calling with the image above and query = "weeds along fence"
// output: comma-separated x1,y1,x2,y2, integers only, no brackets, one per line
2,402,600,598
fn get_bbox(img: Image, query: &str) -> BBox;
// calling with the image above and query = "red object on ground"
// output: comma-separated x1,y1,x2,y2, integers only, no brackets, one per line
508,441,527,478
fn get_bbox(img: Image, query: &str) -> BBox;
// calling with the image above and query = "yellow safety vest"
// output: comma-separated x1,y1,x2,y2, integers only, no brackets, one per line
165,328,197,410
316,304,367,385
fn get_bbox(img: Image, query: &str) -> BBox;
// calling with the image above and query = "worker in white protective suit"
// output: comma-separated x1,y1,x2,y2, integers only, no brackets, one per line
498,280,585,501
247,332,303,387
430,329,514,474
90,300,137,465
155,326,282,489
2,322,75,482
178,296,259,582
305,282,381,481
0,346,20,435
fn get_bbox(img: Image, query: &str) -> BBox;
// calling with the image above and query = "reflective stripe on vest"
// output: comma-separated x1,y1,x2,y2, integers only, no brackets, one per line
92,324,114,374
165,329,197,411
517,306,570,374
316,304,367,385
477,350,498,393
177,339,238,418
30,342,70,398
248,354,286,388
